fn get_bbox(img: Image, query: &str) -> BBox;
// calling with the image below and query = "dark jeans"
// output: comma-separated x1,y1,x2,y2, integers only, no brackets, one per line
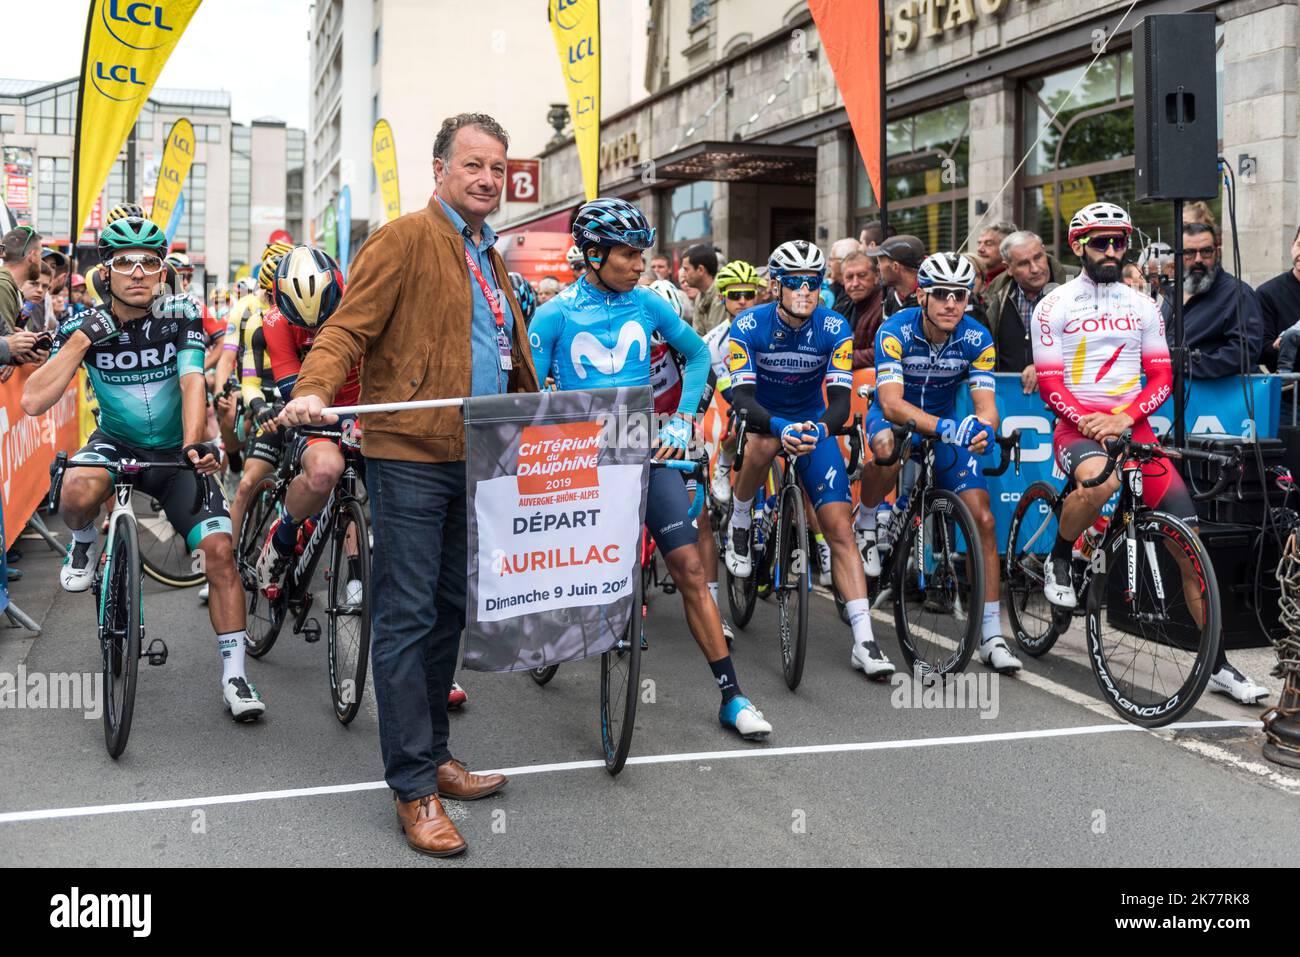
367,457,467,802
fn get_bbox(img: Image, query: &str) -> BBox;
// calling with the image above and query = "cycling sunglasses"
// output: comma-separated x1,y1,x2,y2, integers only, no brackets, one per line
725,289,758,302
10,225,37,257
925,286,970,304
108,253,165,275
776,274,824,292
1083,234,1128,254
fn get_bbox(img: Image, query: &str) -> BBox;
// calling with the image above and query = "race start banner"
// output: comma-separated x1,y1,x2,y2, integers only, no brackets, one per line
463,386,652,673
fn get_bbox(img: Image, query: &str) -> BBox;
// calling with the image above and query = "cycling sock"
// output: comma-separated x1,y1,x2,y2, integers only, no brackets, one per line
981,600,1001,641
716,446,734,468
709,655,742,702
273,509,303,556
854,507,877,532
1052,533,1073,561
708,580,719,607
730,495,754,531
218,630,247,683
71,522,98,545
845,598,872,645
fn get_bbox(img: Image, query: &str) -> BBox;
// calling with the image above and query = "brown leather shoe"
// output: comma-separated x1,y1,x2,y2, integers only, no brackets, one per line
436,758,507,801
395,793,467,857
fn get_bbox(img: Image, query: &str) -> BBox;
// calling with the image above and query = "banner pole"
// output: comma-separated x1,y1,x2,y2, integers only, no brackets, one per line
878,0,888,234
321,397,466,416
69,0,97,274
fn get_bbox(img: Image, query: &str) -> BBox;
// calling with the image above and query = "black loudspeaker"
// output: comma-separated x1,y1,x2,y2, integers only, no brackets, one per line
1133,13,1220,201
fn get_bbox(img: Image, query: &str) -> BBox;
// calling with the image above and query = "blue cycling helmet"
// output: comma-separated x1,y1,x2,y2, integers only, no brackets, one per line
571,198,656,252
509,271,537,322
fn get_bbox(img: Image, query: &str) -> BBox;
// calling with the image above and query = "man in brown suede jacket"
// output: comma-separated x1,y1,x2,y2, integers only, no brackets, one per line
282,113,539,857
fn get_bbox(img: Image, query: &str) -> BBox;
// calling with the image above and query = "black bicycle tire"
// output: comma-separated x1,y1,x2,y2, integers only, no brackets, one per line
601,563,644,776
241,477,286,659
1085,511,1222,727
138,495,206,588
777,482,810,690
892,489,984,676
725,509,758,628
1006,480,1065,658
328,497,372,725
103,514,141,759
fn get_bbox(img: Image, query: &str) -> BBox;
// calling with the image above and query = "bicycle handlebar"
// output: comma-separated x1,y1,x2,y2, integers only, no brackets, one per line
1079,429,1243,502
51,452,211,517
871,420,916,468
653,456,707,520
985,430,1023,478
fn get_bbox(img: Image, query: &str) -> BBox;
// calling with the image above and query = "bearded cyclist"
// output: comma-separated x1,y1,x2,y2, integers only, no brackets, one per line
21,216,266,720
724,240,897,680
1034,201,1268,705
530,198,772,741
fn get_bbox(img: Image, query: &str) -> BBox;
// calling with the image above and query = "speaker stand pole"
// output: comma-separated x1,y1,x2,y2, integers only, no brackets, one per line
1172,199,1187,449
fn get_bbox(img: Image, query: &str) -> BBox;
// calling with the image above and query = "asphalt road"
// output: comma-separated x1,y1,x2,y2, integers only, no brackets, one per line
1,530,1296,867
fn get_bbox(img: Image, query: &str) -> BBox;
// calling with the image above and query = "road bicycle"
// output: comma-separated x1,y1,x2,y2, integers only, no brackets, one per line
529,457,705,775
237,423,372,725
1005,431,1238,726
840,419,1020,677
48,450,208,757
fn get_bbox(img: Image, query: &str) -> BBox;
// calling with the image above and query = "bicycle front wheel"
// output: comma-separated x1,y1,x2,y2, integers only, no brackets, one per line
1085,512,1222,727
102,515,142,758
724,510,758,628
241,477,286,658
600,565,644,775
138,495,205,587
327,497,371,725
1006,481,1066,657
893,490,984,677
775,484,810,690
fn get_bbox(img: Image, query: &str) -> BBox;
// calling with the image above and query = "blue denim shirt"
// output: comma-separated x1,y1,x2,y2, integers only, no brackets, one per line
439,197,512,396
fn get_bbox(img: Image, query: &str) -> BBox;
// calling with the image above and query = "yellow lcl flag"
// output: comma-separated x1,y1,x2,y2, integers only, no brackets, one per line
548,0,601,201
372,119,401,223
150,117,195,228
73,0,203,240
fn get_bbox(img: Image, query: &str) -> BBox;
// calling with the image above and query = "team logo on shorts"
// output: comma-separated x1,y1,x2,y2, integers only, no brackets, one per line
832,339,852,371
882,335,903,360
729,340,751,373
973,345,996,371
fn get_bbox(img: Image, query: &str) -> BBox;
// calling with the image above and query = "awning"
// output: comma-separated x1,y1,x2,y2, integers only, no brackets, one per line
609,140,818,191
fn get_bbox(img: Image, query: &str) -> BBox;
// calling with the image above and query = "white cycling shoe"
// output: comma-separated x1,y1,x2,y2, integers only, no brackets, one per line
719,695,771,741
711,459,733,504
224,677,266,722
721,618,735,646
1207,664,1270,705
855,528,881,577
1043,557,1076,609
725,524,752,578
59,540,97,593
979,636,1022,674
851,639,896,679
816,541,833,586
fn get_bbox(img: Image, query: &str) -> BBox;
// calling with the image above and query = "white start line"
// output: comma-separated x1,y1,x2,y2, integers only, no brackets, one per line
0,719,1263,826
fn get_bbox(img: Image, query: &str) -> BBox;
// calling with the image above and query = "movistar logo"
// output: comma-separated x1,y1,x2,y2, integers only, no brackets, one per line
570,322,647,378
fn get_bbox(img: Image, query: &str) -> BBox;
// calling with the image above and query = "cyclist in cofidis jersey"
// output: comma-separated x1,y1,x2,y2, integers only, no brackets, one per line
530,198,772,741
724,240,898,680
1034,201,1269,705
858,252,1020,674
21,217,266,721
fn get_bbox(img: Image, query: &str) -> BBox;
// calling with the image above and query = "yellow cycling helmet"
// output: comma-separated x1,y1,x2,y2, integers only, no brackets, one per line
716,259,761,294
259,253,286,292
262,240,294,265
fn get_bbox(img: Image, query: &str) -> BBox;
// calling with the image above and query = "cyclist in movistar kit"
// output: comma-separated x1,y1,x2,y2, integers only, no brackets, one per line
529,198,772,741
1034,201,1268,704
858,251,1021,674
21,216,266,720
724,240,897,680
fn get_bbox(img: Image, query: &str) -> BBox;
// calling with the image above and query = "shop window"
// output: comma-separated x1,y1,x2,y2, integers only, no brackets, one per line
1020,35,1224,268
852,99,969,253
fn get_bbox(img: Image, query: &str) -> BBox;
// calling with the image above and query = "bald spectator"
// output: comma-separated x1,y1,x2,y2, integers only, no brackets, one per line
975,221,1017,283
982,230,1070,392
827,237,862,304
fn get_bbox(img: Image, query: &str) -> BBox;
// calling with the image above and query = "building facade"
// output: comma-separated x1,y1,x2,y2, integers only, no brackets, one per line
504,0,1297,290
0,78,305,287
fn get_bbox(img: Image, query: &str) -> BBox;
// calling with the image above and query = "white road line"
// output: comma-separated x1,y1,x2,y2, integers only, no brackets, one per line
0,719,1260,826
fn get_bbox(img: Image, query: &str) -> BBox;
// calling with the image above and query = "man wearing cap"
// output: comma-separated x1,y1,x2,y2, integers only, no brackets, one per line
867,234,925,318
0,227,47,367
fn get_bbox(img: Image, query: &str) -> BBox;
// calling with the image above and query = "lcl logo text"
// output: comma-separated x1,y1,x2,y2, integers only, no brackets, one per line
107,0,174,30
95,62,145,86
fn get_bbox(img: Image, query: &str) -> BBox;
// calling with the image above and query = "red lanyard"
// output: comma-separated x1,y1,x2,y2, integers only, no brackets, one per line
463,248,505,330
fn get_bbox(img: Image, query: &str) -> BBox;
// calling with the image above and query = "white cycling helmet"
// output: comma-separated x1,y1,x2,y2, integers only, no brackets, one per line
566,244,584,268
1138,241,1173,270
648,278,685,318
768,240,826,278
1068,202,1133,244
917,252,976,290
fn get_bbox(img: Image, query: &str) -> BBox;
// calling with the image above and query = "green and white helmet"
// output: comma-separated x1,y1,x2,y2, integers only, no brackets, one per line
98,216,167,262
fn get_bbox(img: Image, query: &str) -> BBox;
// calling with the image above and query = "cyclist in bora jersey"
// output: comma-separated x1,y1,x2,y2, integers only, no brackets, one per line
21,216,266,720
1034,201,1269,704
529,198,772,741
724,240,898,680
